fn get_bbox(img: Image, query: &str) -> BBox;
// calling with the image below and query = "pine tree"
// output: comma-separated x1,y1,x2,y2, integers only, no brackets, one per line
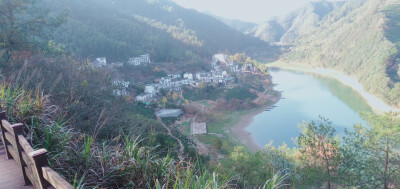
0,0,66,62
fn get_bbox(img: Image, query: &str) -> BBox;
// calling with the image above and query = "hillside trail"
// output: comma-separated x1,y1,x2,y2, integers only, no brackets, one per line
157,116,184,159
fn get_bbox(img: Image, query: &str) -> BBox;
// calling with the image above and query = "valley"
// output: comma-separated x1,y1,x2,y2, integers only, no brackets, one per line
1,0,400,188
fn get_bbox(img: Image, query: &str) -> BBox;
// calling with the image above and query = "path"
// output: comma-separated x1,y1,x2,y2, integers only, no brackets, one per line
156,117,184,159
0,140,33,189
193,105,205,122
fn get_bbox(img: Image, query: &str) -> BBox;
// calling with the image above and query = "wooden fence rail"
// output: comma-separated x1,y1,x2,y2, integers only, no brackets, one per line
0,111,73,189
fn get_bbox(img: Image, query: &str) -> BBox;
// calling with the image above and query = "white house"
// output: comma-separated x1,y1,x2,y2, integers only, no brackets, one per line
196,73,201,80
196,72,210,80
140,54,150,63
145,85,156,94
136,93,153,102
226,61,234,66
90,57,107,68
112,80,130,88
159,77,171,84
96,57,107,65
111,62,124,68
168,74,181,79
128,54,151,66
214,74,224,80
213,54,227,63
112,80,130,96
113,89,128,96
183,73,193,80
128,57,141,66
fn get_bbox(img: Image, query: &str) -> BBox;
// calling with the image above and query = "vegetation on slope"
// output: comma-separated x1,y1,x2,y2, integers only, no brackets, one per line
204,11,257,33
383,3,400,46
282,0,400,107
40,0,272,63
247,0,346,45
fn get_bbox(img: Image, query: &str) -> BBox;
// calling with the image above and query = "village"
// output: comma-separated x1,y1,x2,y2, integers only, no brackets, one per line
90,53,259,103
89,53,263,136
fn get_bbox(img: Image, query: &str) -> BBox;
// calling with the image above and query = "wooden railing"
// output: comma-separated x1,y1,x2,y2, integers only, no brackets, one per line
0,111,73,189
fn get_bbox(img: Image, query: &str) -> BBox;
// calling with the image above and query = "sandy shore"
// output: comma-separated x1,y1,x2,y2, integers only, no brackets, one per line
267,62,399,113
232,94,281,152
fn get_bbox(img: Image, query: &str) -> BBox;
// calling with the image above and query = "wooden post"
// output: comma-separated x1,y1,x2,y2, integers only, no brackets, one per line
12,123,31,185
30,149,51,189
0,111,12,159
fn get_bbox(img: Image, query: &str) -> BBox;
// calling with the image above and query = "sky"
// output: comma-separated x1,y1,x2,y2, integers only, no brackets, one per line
171,0,319,23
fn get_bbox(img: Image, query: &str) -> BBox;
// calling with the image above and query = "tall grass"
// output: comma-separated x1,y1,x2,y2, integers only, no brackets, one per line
262,169,290,189
0,83,233,188
0,63,240,188
154,165,233,189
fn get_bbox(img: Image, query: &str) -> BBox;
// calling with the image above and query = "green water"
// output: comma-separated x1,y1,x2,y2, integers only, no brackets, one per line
247,68,372,147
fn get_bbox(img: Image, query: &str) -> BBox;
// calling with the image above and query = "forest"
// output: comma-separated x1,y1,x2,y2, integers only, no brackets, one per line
281,0,400,108
38,0,275,63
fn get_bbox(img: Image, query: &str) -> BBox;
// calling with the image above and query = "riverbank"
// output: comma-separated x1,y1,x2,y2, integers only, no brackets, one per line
230,92,282,152
193,88,282,154
267,62,399,113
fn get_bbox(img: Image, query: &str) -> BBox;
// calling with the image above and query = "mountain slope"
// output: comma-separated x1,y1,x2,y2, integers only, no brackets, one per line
247,0,346,45
204,11,257,33
282,0,400,107
217,17,257,33
41,0,270,62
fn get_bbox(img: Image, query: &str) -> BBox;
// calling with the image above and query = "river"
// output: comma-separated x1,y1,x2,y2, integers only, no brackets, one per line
246,68,372,147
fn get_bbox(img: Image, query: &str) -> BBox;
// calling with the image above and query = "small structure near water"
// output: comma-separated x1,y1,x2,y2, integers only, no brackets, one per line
191,122,207,135
155,109,182,118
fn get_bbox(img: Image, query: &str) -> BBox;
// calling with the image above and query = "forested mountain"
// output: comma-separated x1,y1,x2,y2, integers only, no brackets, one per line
204,11,258,33
247,0,346,45
281,0,400,107
41,0,270,63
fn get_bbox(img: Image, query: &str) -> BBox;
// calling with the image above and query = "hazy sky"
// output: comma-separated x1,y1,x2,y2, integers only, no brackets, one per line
171,0,318,23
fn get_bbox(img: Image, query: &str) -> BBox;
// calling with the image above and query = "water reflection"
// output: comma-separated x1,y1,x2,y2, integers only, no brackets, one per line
247,68,371,147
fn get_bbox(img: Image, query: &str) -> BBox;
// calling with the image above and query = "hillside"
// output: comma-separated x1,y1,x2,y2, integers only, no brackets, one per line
204,11,258,33
281,0,400,107
247,0,346,45
41,0,271,63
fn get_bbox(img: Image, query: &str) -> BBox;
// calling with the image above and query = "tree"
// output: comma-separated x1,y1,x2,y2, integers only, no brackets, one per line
360,111,400,189
296,117,340,189
162,96,168,107
172,92,179,100
340,124,375,187
246,57,252,63
0,0,66,62
198,82,206,90
340,112,400,188
229,146,283,187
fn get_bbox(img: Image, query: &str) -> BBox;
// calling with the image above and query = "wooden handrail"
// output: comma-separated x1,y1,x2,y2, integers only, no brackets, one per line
1,119,15,135
0,111,73,189
19,135,34,154
42,167,74,189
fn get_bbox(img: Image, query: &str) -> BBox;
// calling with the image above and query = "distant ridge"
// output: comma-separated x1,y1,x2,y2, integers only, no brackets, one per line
247,0,346,45
203,11,257,33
